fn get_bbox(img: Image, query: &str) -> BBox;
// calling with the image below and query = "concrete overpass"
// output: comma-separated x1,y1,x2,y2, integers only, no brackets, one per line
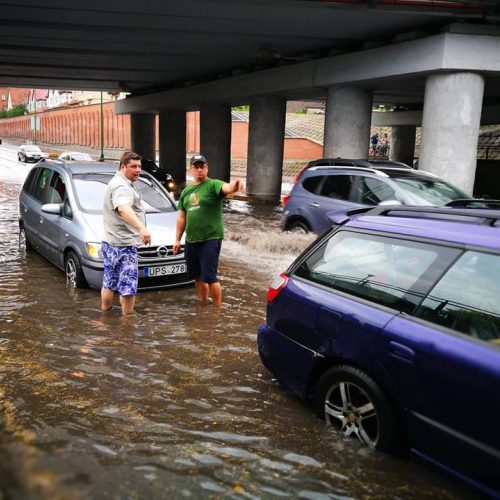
2,1,500,197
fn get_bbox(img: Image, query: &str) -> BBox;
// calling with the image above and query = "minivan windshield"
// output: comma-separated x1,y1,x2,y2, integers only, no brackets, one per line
388,172,468,205
73,173,175,214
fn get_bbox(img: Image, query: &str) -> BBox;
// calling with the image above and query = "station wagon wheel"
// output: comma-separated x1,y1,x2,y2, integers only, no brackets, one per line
65,251,87,289
289,220,310,234
315,365,402,453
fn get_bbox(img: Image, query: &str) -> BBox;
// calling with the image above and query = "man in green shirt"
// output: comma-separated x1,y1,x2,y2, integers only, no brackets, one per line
173,154,243,305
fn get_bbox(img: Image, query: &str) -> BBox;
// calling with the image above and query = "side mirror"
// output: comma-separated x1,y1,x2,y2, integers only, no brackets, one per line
41,203,62,215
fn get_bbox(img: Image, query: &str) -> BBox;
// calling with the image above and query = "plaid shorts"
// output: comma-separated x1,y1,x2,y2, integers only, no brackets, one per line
102,242,139,296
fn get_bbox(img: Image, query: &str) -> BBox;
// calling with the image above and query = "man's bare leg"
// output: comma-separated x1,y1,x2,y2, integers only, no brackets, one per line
101,288,114,311
209,282,222,305
119,295,136,316
195,279,209,303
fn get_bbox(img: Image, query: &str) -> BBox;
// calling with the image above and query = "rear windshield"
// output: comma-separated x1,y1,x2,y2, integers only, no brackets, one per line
387,172,468,205
72,173,175,214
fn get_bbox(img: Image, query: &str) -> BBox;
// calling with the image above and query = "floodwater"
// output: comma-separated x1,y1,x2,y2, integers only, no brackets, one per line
0,155,472,499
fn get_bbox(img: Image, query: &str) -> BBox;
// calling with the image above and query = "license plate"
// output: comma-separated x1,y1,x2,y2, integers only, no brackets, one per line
143,263,186,277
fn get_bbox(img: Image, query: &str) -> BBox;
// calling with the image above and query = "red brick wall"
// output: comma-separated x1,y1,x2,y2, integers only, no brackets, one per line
0,104,321,160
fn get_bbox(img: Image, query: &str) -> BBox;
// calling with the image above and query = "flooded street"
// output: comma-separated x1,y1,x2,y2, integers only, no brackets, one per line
0,150,472,499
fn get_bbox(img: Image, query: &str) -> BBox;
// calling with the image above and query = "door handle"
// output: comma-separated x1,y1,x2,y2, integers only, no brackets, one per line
39,217,44,224
309,202,320,207
388,341,415,362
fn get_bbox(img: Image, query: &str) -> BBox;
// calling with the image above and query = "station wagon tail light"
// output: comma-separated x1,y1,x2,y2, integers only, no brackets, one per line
86,242,102,259
267,273,289,303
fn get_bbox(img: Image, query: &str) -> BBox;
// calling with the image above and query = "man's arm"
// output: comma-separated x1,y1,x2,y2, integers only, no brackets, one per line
117,205,151,245
221,178,244,197
172,210,186,255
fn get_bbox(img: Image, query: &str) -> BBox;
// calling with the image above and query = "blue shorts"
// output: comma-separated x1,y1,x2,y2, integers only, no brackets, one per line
102,242,138,296
185,239,222,284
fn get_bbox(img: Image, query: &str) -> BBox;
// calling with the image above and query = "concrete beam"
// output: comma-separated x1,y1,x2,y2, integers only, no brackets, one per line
115,31,500,115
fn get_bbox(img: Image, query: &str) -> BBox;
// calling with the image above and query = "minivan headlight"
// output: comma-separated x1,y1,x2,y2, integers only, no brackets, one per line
86,242,102,259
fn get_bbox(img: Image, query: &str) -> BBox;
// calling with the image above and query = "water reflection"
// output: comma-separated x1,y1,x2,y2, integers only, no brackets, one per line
0,169,474,499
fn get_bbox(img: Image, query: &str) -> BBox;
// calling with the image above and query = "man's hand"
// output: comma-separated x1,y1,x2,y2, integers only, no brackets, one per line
172,240,181,255
140,227,151,245
222,178,245,196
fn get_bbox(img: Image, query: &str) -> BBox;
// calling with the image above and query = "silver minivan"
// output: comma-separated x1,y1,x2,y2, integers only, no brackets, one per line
19,160,191,290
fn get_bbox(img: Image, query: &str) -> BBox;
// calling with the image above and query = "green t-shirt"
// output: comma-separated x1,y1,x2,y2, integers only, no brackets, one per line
178,178,225,243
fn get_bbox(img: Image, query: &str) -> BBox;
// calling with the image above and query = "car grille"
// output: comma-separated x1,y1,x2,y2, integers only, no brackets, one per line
138,244,184,262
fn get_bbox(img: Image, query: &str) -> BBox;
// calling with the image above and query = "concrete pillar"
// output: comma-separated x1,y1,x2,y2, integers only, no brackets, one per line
390,125,416,166
159,110,186,186
130,113,156,160
420,72,484,195
247,96,286,199
200,103,232,182
324,86,372,159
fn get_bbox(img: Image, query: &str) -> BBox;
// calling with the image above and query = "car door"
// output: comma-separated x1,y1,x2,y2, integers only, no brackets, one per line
377,249,500,494
303,174,356,234
38,169,69,266
20,166,52,252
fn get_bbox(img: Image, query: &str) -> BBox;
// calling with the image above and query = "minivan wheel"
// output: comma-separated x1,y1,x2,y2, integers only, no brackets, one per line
315,365,401,453
65,251,87,289
288,220,310,234
19,227,32,251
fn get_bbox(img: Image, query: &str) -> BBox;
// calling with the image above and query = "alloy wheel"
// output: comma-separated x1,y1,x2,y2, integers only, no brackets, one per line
324,381,379,447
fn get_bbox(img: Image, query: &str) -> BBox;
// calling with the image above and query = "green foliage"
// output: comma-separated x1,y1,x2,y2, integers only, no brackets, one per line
0,104,28,119
232,105,249,112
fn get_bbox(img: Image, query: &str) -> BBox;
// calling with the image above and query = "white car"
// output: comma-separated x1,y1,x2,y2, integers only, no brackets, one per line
58,151,94,162
18,144,47,163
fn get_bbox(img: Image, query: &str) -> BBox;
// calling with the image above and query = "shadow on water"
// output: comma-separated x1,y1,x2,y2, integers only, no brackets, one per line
0,175,476,499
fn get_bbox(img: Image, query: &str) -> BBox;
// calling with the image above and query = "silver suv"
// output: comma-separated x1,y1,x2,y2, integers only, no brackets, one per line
282,163,470,235
19,160,191,290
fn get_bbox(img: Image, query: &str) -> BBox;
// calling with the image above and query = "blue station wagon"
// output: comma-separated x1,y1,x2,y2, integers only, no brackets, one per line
258,206,500,497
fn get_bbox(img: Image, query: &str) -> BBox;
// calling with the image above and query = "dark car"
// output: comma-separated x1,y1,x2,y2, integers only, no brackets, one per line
17,144,47,163
19,160,191,290
282,164,469,234
258,206,500,497
141,158,177,195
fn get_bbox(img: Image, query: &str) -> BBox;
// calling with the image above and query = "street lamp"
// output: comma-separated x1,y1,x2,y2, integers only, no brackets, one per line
99,91,104,161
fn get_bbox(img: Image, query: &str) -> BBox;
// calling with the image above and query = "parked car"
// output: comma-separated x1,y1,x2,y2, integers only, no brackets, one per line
258,206,500,497
17,144,47,163
282,163,470,234
19,161,191,290
58,151,94,162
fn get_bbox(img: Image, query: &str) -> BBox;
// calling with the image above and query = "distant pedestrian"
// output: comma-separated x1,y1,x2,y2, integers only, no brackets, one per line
369,132,379,156
172,154,243,305
101,151,151,316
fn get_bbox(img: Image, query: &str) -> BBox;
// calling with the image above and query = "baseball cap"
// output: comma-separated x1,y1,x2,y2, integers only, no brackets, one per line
190,154,207,165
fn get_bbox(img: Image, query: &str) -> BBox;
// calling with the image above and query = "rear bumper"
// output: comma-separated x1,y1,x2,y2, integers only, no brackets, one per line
257,323,317,401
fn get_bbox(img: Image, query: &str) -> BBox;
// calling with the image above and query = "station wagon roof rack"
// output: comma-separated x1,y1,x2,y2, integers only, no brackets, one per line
362,205,500,226
445,198,500,209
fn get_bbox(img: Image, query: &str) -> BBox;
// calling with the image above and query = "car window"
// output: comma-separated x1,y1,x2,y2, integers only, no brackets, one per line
72,173,176,213
355,177,397,205
318,175,353,200
416,251,500,344
390,175,468,205
43,171,66,204
22,167,40,195
294,231,459,313
32,167,53,202
302,176,323,194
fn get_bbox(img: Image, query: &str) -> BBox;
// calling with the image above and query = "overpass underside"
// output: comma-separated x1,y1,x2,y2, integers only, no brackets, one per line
116,23,500,198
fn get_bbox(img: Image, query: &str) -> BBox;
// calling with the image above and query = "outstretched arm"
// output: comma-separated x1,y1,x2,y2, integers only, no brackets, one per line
221,178,244,197
117,205,151,245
